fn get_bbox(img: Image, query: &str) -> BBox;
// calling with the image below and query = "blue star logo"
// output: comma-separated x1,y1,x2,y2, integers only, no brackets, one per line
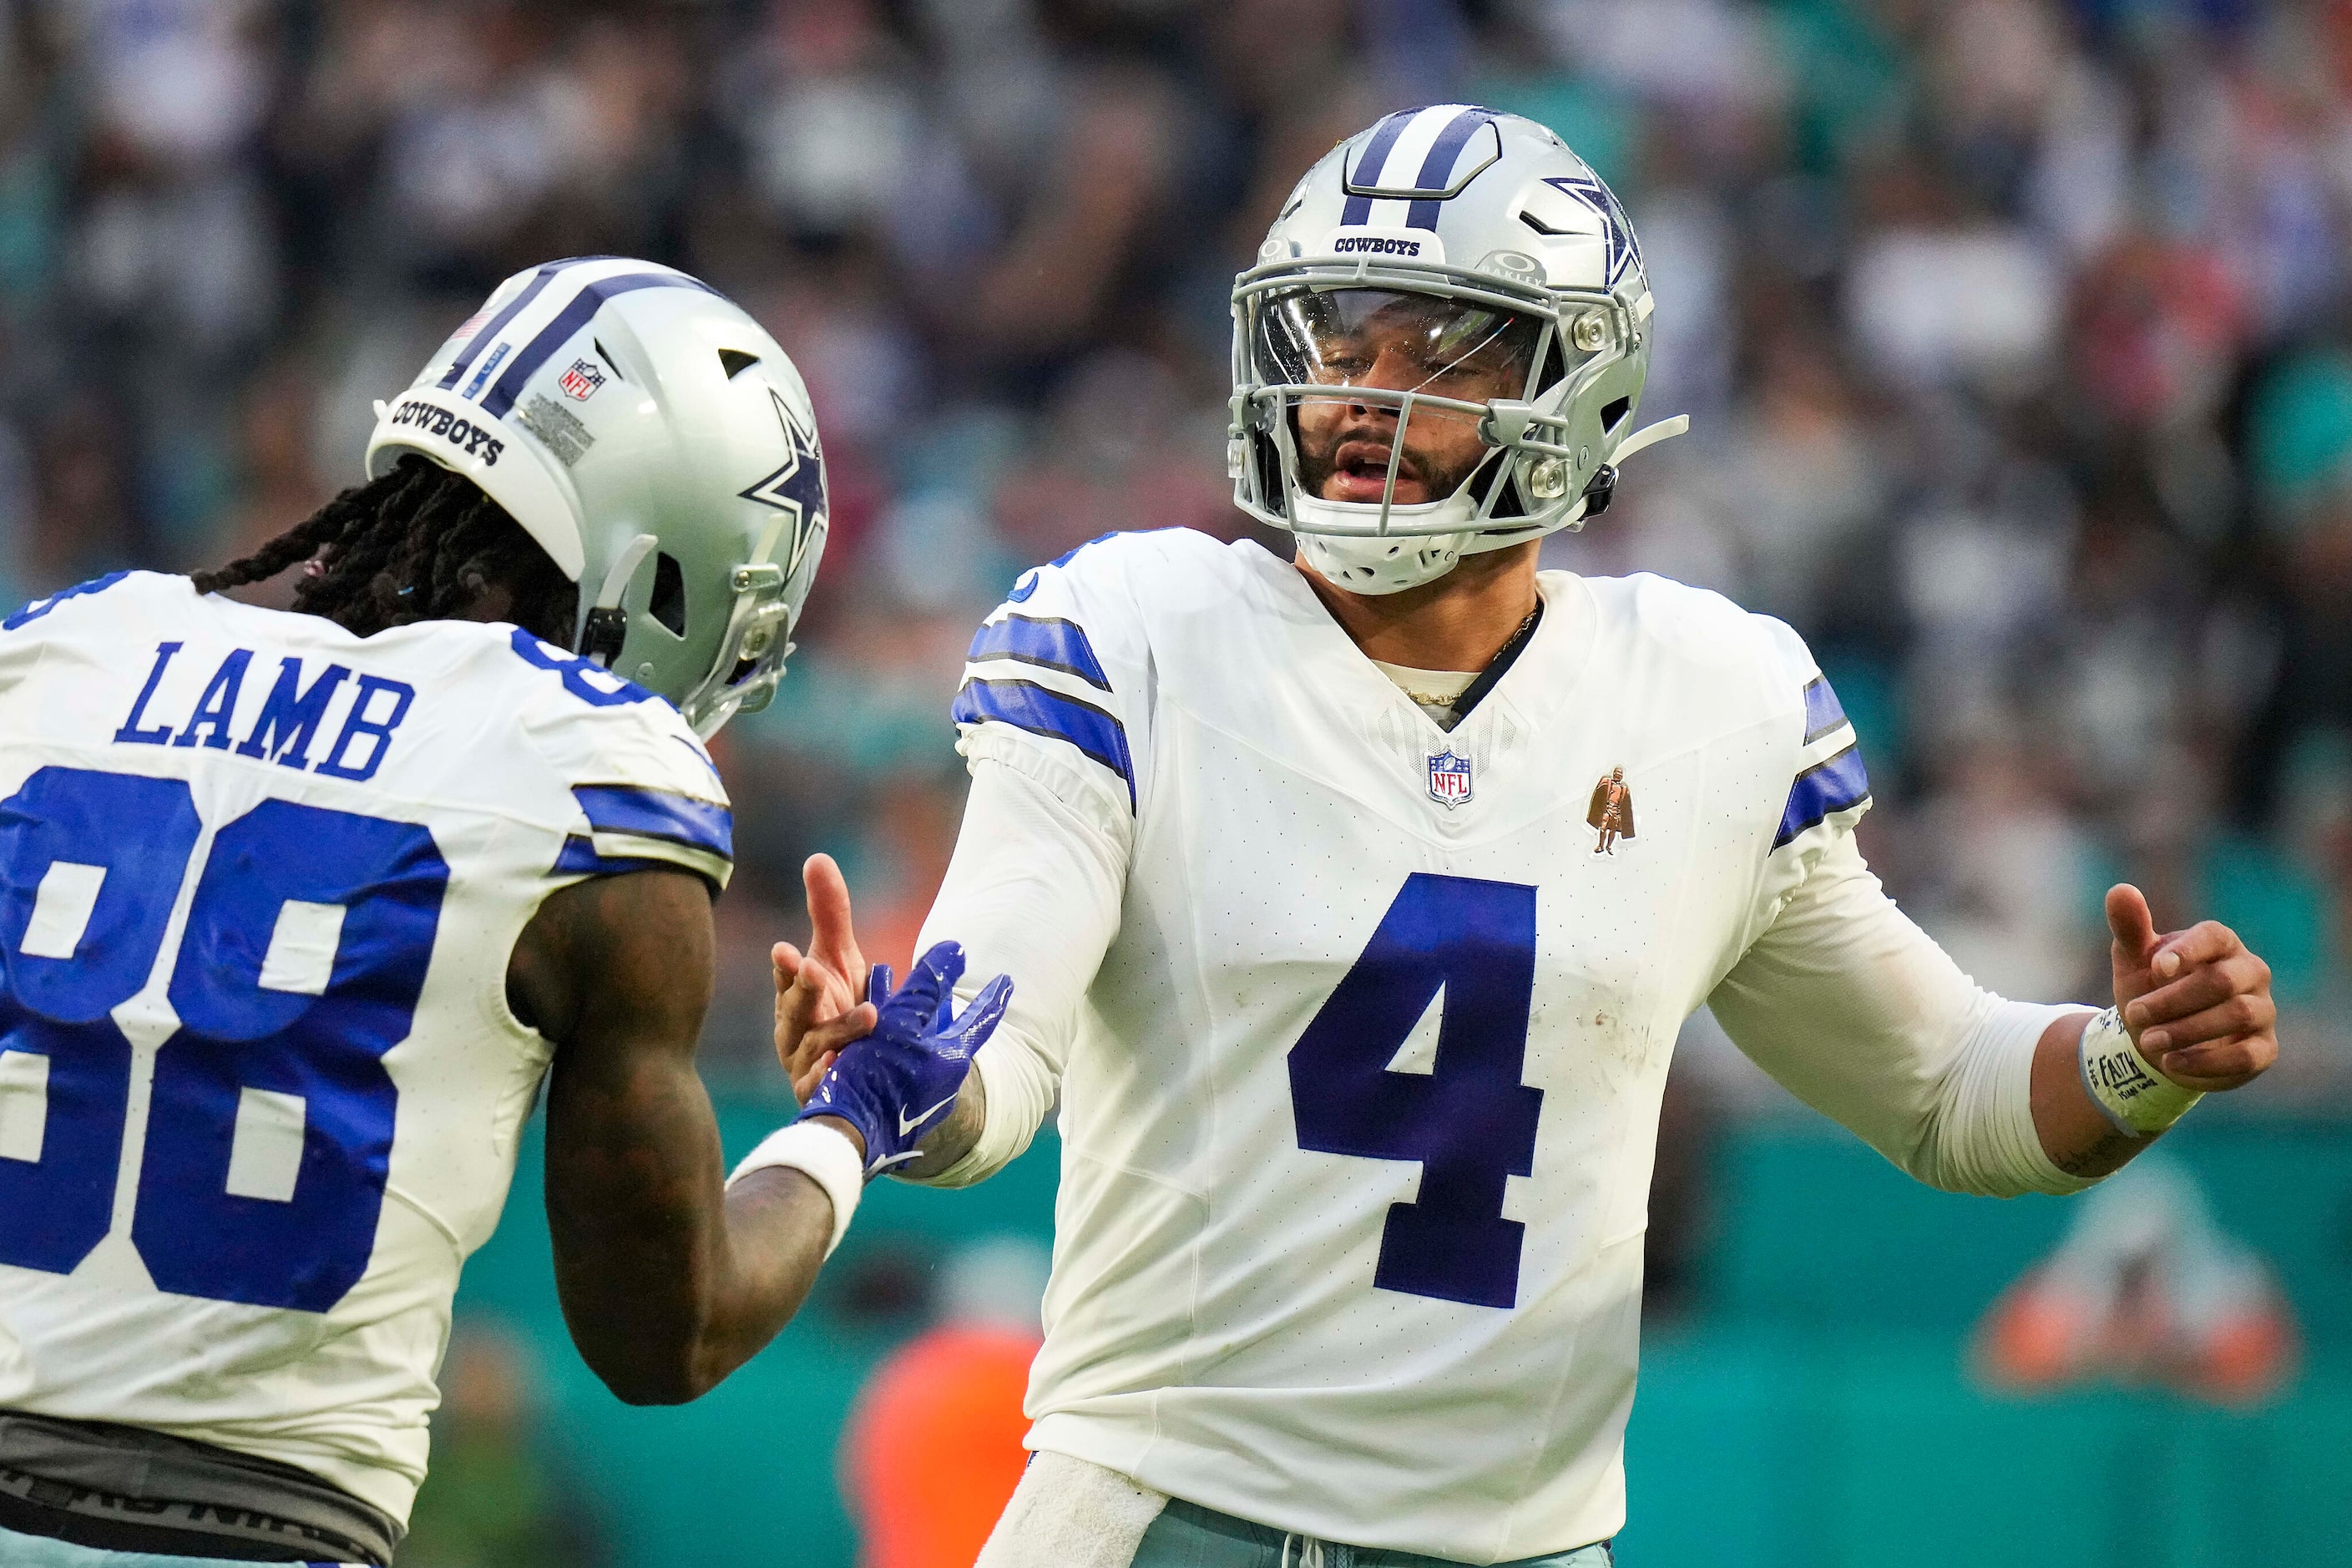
741,387,829,573
1542,168,1642,286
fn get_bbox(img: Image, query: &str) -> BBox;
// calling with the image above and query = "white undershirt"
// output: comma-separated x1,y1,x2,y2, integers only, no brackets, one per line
1368,660,1479,731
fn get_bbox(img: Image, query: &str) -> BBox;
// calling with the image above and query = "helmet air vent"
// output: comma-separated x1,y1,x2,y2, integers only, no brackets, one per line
1601,396,1631,433
651,553,687,636
718,349,761,380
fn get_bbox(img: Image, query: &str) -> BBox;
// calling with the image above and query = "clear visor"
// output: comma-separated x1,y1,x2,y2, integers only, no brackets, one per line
1252,287,1548,405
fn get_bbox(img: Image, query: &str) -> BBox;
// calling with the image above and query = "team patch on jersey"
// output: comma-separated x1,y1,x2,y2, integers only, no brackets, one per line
559,358,605,401
1586,768,1635,853
1426,749,1473,807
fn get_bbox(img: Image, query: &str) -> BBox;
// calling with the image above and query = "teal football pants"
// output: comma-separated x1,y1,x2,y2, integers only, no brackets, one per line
1129,1499,1614,1568
0,1525,357,1567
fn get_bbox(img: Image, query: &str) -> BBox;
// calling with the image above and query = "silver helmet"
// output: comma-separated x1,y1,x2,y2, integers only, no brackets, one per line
366,257,829,737
1230,107,1687,594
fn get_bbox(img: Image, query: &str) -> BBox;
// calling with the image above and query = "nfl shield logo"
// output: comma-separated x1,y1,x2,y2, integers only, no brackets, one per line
1427,750,1473,807
559,359,606,402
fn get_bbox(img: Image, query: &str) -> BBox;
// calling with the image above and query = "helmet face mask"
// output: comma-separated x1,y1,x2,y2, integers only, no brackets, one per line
1230,108,1685,594
365,258,831,739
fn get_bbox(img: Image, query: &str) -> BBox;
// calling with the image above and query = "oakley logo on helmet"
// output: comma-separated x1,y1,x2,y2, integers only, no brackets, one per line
387,398,504,466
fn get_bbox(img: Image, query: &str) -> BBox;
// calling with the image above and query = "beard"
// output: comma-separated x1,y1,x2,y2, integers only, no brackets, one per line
1292,411,1485,505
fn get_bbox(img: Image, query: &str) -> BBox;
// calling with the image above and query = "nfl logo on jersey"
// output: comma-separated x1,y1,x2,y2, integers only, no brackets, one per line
559,359,606,401
1427,750,1473,807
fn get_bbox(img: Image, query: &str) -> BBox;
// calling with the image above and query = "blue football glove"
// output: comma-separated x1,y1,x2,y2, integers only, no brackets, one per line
796,940,1013,1177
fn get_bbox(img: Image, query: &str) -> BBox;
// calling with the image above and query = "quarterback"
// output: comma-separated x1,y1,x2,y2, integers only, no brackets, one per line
776,109,2280,1567
0,258,1001,1565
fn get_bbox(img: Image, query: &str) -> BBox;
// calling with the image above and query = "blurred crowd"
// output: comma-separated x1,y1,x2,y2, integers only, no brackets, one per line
4,0,2350,1105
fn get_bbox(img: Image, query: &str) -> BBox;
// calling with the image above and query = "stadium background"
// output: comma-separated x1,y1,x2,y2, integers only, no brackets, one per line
4,0,2351,1562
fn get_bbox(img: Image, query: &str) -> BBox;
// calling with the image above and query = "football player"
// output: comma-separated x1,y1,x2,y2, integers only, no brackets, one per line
774,109,2281,1568
0,258,1002,1567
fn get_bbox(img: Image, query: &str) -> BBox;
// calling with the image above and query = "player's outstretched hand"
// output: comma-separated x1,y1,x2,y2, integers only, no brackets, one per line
2106,883,2278,1093
774,852,876,1104
796,941,1013,1177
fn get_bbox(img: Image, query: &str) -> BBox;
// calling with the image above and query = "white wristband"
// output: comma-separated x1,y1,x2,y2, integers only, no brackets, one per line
2078,1006,2201,1136
726,1121,864,1257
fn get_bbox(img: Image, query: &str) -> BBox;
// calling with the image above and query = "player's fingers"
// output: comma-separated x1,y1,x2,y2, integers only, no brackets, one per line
2138,991,2276,1054
2105,884,2159,964
791,1050,839,1107
2122,952,2271,1029
803,853,854,933
797,1005,876,1068
772,941,804,986
2154,1033,2277,1091
2147,919,2244,981
780,987,873,1085
778,953,839,1039
803,853,868,979
946,972,1015,1054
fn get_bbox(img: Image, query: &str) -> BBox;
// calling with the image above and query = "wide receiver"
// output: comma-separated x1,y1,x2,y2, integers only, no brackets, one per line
0,259,1000,1566
775,109,2279,1567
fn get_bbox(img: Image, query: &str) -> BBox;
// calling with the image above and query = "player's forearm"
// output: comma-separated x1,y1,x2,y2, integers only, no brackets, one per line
893,1070,989,1181
2027,1010,2157,1180
545,1058,839,1404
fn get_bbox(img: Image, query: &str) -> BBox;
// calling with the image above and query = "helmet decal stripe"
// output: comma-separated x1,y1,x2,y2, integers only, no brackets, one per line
478,271,719,421
437,266,559,392
1339,109,1417,225
1405,108,1493,229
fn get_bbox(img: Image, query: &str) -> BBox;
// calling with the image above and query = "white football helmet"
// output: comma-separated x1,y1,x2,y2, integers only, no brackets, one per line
366,257,829,737
1230,107,1688,594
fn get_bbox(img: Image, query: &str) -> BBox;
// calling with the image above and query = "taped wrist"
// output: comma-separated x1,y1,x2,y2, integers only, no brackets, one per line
726,1120,864,1256
2078,1007,2202,1136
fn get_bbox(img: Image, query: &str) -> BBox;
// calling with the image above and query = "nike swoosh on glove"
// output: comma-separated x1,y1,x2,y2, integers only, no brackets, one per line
796,940,1014,1177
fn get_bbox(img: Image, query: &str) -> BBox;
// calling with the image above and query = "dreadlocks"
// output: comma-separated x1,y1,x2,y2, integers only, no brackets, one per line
191,457,579,646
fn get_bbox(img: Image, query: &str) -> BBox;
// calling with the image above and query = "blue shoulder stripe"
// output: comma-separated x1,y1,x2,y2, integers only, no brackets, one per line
952,677,1135,809
4,572,132,632
1801,675,1849,746
572,785,734,859
552,835,724,888
1773,746,1870,849
966,615,1112,691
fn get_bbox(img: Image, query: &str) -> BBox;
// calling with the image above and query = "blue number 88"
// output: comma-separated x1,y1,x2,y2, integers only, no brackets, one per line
0,766,448,1313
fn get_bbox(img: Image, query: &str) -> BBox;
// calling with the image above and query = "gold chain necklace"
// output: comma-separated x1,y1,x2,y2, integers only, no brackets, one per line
1396,606,1538,707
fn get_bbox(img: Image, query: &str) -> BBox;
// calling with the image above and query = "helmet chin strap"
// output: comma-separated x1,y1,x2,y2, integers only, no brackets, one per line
1610,414,1690,467
579,532,658,669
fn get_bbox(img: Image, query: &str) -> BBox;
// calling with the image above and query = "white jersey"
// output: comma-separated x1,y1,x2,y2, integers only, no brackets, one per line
919,529,2083,1563
0,572,731,1525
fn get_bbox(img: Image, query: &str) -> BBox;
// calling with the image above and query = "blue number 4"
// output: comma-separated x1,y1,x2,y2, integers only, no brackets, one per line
1289,873,1544,1309
0,766,447,1313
